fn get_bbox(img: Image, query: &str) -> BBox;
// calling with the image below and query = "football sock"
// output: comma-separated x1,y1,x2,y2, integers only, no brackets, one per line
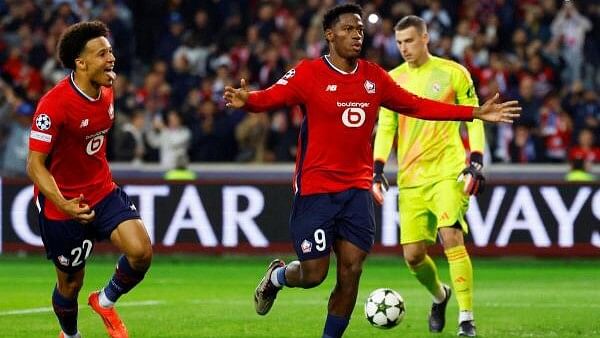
407,255,445,303
271,266,287,288
445,245,473,312
102,255,147,304
322,314,349,338
52,286,78,336
459,310,474,323
63,331,82,338
99,289,115,308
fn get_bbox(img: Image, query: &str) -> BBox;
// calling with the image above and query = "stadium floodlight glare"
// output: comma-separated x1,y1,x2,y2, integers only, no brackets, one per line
368,13,379,24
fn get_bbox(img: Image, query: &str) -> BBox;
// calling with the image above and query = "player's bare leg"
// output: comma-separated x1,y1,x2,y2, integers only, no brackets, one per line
88,219,152,338
284,256,330,288
439,226,476,336
322,239,368,338
403,241,451,332
55,268,84,338
254,255,329,315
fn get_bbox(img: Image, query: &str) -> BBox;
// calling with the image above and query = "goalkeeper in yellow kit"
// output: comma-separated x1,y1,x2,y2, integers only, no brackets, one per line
372,16,484,337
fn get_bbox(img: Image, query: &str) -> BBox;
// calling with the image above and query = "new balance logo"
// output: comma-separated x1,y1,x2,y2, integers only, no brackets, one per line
80,119,89,128
326,84,337,92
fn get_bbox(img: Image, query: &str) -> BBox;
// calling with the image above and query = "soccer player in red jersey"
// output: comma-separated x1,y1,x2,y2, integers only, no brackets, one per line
224,4,520,338
27,21,152,338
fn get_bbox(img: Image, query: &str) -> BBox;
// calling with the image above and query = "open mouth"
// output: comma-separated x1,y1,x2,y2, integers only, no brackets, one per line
352,43,362,51
104,66,116,81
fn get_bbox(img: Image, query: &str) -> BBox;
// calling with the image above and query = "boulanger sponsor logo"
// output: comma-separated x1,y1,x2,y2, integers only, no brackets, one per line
338,103,368,128
85,128,110,155
35,114,51,131
336,101,370,108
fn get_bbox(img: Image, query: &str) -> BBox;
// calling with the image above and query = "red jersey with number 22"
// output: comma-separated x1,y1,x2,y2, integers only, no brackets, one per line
245,57,474,195
29,74,116,220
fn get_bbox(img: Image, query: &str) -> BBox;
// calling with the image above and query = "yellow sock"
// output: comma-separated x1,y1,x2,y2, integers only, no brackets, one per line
407,255,445,301
445,245,473,312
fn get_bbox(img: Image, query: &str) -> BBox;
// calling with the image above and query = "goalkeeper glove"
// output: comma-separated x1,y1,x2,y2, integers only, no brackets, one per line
458,152,485,196
373,160,389,191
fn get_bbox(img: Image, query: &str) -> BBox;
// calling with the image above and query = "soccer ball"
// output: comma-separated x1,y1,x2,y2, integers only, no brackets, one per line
364,288,405,329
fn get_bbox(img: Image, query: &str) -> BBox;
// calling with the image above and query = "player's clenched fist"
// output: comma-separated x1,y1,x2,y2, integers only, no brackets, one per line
371,160,389,205
458,152,485,196
59,194,96,224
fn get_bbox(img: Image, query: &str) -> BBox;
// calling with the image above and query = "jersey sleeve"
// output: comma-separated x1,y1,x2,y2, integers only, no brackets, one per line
29,96,65,154
245,61,307,112
373,106,398,164
378,66,474,121
453,64,485,155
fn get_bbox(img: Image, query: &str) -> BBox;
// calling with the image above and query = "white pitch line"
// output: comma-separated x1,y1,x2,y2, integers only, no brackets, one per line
0,300,164,317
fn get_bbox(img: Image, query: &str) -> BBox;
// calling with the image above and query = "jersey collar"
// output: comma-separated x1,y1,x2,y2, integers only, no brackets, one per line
69,72,102,102
323,55,358,75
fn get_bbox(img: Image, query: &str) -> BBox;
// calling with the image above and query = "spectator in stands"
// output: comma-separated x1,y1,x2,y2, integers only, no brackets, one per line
113,110,147,164
509,123,543,163
1,101,33,177
266,110,298,162
551,1,592,84
539,94,572,162
515,76,542,126
146,109,191,169
188,99,238,162
235,111,269,162
569,128,600,164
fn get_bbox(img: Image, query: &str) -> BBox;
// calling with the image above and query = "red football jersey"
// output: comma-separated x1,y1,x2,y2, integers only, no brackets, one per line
29,74,116,220
246,57,474,195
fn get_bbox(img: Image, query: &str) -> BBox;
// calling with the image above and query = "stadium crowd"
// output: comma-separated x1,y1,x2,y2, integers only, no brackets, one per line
0,0,599,176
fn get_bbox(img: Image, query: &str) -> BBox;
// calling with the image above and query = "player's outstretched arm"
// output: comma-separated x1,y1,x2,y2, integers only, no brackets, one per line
224,79,250,109
473,93,521,123
26,150,95,224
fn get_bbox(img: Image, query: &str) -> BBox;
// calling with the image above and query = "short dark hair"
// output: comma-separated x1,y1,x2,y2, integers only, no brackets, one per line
57,21,110,70
322,3,363,31
394,15,426,33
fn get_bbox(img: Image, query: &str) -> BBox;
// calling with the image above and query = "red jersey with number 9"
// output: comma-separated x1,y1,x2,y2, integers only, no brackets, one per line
29,74,116,220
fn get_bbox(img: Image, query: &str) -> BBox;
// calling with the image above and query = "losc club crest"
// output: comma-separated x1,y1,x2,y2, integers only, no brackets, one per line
57,255,70,266
301,239,312,253
108,103,114,120
364,80,376,94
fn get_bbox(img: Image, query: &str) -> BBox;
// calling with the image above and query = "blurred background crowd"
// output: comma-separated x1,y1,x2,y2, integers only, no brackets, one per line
0,0,599,177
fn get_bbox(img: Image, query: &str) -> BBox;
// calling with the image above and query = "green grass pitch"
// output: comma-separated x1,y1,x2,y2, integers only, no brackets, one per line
1,254,599,337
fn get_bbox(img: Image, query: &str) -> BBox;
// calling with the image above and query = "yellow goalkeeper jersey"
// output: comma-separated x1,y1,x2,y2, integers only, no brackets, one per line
373,55,485,188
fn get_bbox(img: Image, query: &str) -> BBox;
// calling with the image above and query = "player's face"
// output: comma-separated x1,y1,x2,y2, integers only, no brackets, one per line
78,36,116,87
328,13,364,59
395,26,429,65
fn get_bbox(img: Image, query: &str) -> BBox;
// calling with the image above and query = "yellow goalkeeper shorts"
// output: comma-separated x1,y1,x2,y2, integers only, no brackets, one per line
398,179,469,245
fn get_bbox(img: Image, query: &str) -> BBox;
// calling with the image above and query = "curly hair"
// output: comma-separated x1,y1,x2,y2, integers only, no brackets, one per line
57,21,110,70
322,3,363,31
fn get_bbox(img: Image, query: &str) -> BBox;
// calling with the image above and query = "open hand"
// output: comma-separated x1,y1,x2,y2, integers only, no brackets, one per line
474,93,521,123
223,79,250,109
